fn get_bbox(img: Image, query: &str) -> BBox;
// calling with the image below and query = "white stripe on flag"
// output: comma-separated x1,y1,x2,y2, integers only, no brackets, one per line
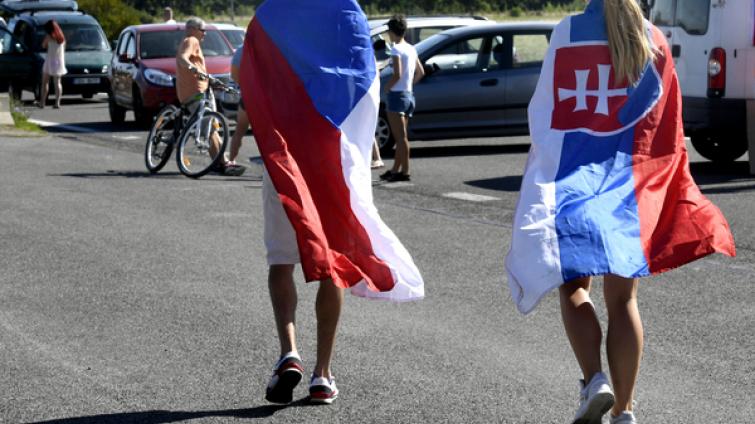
339,77,424,302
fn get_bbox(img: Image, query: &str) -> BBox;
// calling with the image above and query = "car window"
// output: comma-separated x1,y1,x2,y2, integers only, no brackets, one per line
0,29,12,55
425,36,487,74
415,26,451,43
372,32,391,62
650,0,710,35
511,33,549,68
126,33,136,58
487,35,508,70
140,30,232,59
35,23,110,52
221,29,244,50
116,32,130,56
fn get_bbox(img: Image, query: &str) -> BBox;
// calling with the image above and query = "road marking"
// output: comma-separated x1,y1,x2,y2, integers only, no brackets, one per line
29,119,97,133
113,135,140,140
382,182,414,188
442,192,500,202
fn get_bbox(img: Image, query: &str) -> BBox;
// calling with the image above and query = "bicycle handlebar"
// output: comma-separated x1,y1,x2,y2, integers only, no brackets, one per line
190,67,239,95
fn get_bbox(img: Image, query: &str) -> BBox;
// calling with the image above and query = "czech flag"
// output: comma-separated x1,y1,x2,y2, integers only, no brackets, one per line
506,0,735,314
239,0,424,301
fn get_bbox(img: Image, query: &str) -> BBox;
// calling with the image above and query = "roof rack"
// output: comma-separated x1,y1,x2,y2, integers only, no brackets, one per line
0,0,78,14
368,14,489,21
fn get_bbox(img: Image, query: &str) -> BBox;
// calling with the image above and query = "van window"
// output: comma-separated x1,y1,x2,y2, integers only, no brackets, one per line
650,0,710,35
35,23,110,52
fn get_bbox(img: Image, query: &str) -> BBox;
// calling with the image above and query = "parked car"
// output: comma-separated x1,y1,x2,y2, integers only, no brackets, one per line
108,23,234,125
369,15,492,69
1,0,111,100
375,22,555,153
647,0,753,163
213,23,245,50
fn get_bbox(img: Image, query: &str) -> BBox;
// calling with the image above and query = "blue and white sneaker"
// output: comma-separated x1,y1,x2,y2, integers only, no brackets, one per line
610,411,637,424
572,371,615,424
308,374,338,405
265,352,303,404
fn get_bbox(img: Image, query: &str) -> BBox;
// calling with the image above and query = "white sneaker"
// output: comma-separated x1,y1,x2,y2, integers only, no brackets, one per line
609,411,637,424
309,374,338,404
572,371,615,424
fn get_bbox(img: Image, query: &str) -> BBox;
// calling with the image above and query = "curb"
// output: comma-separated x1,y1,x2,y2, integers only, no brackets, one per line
0,93,14,127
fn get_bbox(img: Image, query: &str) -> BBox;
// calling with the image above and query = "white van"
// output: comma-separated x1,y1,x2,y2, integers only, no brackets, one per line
646,0,754,166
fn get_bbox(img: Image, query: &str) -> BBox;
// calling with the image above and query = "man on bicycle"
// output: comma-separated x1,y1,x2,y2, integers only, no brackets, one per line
176,17,244,176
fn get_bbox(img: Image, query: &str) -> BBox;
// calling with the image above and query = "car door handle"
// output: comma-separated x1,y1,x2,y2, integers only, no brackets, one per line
480,78,498,87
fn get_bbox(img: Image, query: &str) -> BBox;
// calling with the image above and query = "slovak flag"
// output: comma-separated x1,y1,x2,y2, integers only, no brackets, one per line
239,0,424,301
506,0,735,314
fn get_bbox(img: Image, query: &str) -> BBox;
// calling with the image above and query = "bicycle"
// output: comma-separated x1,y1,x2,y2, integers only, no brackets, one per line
144,70,238,178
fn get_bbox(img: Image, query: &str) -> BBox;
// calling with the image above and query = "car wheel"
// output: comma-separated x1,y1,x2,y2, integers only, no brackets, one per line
108,93,126,124
132,89,153,127
690,131,747,163
375,111,395,156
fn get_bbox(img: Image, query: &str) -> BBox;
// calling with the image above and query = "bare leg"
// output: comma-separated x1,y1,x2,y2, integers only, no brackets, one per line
371,138,383,167
229,107,249,163
387,111,407,174
40,73,50,108
559,276,603,382
604,274,643,414
399,115,410,175
313,278,343,379
268,264,298,356
53,76,62,108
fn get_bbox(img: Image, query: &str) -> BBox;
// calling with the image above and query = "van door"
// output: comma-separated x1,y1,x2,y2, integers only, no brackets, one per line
0,28,34,88
650,0,720,98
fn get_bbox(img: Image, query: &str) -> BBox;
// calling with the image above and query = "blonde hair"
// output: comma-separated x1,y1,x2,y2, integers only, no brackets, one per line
604,0,656,84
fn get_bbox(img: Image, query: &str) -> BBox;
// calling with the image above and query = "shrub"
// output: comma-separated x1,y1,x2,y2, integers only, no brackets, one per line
78,0,152,42
509,6,525,17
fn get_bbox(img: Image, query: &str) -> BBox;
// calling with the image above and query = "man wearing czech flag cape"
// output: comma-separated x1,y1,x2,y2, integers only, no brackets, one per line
239,0,424,405
506,1,735,423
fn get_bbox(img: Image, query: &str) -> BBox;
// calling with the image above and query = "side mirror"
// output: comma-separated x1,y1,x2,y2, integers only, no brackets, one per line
119,53,134,63
110,40,117,50
372,39,386,52
13,42,25,54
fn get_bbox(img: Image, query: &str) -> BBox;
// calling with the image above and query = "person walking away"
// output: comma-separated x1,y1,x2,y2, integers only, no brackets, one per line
175,17,243,176
39,20,66,109
379,15,423,182
164,7,176,24
239,0,424,405
227,45,248,173
505,1,736,423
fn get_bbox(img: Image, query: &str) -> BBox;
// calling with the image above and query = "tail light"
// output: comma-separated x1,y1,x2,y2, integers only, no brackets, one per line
707,47,726,98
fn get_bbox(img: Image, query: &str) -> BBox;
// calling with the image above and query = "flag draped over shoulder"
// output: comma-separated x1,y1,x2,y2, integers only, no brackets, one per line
506,0,735,314
240,0,424,301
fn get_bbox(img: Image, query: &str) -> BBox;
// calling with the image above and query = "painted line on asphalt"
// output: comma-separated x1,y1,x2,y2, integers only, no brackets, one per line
113,135,140,140
29,119,97,134
442,192,500,202
382,182,414,188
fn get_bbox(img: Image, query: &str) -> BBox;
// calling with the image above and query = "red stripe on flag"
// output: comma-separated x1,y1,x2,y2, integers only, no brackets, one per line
239,20,395,291
632,27,735,273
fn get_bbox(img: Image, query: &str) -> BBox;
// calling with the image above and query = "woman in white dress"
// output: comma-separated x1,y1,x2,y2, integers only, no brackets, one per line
40,20,67,109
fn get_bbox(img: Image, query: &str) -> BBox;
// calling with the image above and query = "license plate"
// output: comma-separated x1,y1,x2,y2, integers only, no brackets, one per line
73,77,100,85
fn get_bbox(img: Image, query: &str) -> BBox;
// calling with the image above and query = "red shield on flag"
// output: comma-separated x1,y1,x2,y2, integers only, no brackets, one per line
551,45,629,133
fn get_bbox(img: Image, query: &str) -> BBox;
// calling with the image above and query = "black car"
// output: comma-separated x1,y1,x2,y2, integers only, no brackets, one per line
0,0,111,100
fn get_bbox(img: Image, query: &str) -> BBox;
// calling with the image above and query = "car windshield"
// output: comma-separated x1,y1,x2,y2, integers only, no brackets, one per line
139,30,232,59
415,33,452,56
221,29,244,50
36,23,110,52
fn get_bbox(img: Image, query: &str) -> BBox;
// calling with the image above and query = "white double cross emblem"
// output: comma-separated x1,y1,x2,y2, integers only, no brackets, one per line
558,64,626,116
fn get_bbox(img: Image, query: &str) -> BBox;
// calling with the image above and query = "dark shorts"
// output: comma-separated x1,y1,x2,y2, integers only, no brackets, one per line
387,90,415,117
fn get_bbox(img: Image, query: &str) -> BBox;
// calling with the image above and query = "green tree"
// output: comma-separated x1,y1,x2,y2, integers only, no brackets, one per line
78,0,152,41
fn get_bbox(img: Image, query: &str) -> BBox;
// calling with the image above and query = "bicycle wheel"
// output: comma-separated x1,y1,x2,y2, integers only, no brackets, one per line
145,105,179,173
176,110,229,178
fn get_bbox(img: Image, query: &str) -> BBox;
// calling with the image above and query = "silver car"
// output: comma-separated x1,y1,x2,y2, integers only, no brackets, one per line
375,22,555,153
369,15,491,69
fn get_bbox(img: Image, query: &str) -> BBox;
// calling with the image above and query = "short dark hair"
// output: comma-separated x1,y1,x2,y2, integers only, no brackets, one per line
387,14,407,37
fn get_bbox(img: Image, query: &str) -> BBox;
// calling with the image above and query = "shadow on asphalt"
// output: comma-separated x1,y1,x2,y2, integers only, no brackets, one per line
43,121,146,134
34,398,318,423
462,160,755,194
397,142,530,159
49,170,263,182
465,175,523,192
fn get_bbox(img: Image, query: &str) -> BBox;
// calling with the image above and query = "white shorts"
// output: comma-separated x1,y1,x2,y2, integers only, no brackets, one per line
263,170,300,265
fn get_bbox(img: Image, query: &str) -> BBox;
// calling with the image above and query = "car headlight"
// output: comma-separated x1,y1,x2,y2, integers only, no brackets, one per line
101,65,108,73
143,68,175,87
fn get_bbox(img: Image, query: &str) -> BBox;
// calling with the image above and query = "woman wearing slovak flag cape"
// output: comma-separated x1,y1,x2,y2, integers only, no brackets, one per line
505,1,735,423
239,0,423,406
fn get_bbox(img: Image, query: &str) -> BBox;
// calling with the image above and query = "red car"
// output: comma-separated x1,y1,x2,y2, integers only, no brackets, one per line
108,23,233,125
